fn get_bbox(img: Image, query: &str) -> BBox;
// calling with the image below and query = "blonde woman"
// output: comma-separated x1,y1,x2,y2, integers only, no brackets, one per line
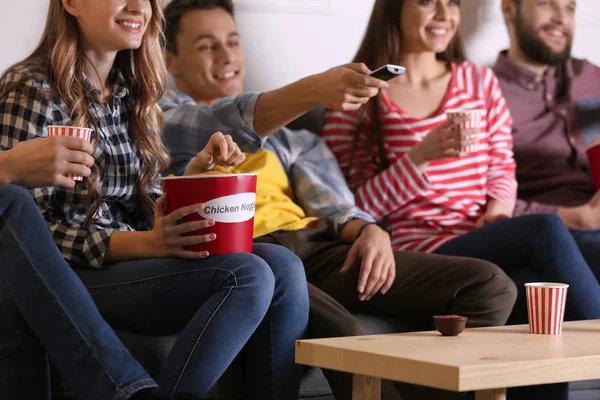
0,0,309,399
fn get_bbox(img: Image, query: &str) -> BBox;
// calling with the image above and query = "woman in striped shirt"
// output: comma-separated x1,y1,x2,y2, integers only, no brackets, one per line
323,0,600,334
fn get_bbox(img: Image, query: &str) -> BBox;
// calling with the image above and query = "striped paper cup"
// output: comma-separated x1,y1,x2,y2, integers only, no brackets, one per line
48,125,93,181
446,109,483,154
525,282,569,335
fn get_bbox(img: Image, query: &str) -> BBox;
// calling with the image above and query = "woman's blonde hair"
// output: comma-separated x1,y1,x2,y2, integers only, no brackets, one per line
0,0,170,225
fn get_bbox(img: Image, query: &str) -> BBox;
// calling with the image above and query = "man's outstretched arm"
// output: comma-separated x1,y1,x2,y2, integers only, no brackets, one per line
253,63,387,137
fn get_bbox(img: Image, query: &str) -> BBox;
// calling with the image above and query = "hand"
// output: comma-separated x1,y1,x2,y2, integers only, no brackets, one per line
184,132,246,176
558,190,600,230
341,224,396,301
312,63,389,111
151,195,217,259
408,116,479,170
476,198,511,229
2,136,94,188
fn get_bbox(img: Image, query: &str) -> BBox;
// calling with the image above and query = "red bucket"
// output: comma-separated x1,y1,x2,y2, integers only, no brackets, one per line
587,141,600,190
161,173,258,255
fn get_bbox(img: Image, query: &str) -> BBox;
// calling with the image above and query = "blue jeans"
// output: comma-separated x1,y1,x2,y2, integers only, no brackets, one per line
436,213,600,400
436,214,600,323
77,244,309,399
571,230,600,282
0,184,309,400
0,184,153,400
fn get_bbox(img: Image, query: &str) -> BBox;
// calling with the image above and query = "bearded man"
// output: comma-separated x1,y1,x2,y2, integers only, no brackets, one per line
494,0,600,280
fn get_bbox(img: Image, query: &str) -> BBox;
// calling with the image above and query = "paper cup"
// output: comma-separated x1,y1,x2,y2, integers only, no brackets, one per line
48,125,93,181
161,173,258,255
525,283,569,335
587,138,600,190
446,109,483,154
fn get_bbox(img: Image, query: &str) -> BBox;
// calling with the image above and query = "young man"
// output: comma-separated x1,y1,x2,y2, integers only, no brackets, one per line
495,0,600,279
160,1,518,398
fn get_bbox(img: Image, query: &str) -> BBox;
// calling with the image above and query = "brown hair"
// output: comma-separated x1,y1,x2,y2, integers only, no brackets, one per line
0,0,169,226
163,0,235,53
349,0,467,177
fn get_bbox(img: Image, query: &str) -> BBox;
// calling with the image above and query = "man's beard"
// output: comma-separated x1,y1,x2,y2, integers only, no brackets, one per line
514,11,573,65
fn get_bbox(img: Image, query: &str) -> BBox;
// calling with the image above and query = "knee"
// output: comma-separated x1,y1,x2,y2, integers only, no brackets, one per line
329,314,364,337
468,259,517,320
277,257,310,320
221,253,276,309
254,244,309,312
307,286,365,338
523,213,567,236
240,253,276,292
0,184,29,198
0,185,35,213
492,267,518,307
472,259,517,299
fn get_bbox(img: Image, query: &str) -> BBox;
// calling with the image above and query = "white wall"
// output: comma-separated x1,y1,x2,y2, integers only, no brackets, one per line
0,0,48,73
2,0,600,92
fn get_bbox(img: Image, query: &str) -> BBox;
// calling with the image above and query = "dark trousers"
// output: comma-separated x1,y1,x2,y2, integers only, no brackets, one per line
256,220,517,400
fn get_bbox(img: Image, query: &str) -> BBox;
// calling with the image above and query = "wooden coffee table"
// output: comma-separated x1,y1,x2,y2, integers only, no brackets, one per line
295,320,600,400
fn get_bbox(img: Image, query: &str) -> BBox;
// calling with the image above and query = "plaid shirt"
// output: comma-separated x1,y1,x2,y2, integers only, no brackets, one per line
160,90,374,232
0,65,161,269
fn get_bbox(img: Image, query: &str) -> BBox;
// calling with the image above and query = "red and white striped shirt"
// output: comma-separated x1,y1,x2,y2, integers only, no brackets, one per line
323,62,517,253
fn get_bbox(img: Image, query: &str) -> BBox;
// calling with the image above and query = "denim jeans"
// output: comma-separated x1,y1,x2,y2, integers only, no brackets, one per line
436,213,600,400
76,244,309,399
0,184,154,400
571,230,600,282
0,184,309,400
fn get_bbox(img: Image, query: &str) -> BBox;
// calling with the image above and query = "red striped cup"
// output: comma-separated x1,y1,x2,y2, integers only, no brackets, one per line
446,109,483,155
525,282,569,335
48,125,93,181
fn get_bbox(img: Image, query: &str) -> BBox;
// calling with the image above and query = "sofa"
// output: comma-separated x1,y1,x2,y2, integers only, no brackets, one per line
50,108,600,399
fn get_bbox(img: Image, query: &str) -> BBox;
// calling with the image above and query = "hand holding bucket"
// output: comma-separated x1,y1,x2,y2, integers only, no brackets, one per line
161,173,258,255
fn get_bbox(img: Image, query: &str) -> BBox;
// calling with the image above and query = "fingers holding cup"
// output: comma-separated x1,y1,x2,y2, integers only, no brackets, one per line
445,109,483,156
